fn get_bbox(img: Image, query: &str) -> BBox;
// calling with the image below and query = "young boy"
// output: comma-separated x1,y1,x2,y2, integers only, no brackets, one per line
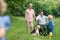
47,15,54,39
0,0,11,40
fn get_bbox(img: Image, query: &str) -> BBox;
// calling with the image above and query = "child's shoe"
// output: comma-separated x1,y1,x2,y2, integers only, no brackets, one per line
49,32,52,39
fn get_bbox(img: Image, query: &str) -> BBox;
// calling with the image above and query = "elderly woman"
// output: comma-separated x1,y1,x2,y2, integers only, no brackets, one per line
0,0,11,40
25,3,36,33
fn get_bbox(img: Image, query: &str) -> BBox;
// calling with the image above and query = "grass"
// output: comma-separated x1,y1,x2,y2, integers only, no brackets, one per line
6,16,60,40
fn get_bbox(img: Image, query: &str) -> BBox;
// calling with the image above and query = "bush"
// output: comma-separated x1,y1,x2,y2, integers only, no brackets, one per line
6,0,60,17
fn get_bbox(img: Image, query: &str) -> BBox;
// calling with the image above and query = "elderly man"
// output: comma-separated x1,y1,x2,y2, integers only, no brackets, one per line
0,0,11,40
36,11,47,35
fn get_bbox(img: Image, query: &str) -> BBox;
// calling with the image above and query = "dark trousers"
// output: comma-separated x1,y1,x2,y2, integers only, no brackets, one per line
39,25,48,35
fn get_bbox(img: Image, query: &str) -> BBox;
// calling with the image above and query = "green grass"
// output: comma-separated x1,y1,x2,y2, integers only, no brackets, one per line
6,16,60,40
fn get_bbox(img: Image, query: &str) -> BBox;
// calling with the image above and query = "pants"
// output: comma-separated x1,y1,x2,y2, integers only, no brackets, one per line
39,25,47,35
0,37,5,40
26,21,33,33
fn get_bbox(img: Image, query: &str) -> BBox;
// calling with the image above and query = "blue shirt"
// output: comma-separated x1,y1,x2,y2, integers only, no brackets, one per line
0,15,11,31
47,20,54,29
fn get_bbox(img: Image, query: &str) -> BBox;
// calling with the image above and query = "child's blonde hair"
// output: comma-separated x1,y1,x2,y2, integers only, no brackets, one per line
48,15,53,19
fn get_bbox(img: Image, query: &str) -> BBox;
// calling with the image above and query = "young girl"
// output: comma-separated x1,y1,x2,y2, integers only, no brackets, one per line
0,0,11,40
47,15,54,39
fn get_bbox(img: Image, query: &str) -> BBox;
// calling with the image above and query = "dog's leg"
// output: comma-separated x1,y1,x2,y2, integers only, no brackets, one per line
36,30,39,35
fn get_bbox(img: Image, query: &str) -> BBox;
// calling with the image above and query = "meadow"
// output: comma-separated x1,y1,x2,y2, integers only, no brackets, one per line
6,16,60,40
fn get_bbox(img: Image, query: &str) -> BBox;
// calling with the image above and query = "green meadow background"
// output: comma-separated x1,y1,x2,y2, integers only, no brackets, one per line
6,16,60,40
5,0,60,40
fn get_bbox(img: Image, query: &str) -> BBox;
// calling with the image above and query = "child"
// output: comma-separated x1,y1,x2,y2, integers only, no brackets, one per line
47,15,54,39
0,0,11,40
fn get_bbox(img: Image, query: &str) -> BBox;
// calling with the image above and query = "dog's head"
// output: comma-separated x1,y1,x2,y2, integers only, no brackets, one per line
35,25,40,30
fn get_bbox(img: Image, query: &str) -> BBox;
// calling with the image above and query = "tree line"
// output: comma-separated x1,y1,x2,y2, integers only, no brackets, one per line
6,0,60,17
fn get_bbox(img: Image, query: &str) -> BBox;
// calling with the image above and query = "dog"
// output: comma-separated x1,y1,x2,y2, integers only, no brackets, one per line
31,25,40,35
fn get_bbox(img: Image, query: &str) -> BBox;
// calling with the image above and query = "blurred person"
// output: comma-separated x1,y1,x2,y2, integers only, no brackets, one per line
25,3,36,33
0,0,11,40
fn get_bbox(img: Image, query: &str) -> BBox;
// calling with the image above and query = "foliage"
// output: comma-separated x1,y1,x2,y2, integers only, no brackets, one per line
6,0,60,17
6,16,60,40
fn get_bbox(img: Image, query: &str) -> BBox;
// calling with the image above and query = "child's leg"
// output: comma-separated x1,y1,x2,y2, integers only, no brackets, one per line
49,28,54,37
39,25,43,35
51,28,54,34
49,28,54,34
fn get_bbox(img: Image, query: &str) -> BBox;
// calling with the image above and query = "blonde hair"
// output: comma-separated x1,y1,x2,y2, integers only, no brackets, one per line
48,15,53,19
0,0,7,13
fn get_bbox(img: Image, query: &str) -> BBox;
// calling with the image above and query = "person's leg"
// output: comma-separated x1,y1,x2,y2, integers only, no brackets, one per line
26,21,31,33
41,25,47,35
49,28,54,39
50,28,54,34
43,25,47,35
40,25,44,35
30,22,33,32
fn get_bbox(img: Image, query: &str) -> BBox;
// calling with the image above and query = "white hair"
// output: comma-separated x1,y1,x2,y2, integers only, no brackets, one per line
29,3,33,6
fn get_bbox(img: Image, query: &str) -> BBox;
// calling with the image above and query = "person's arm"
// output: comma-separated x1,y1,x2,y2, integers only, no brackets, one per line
25,11,27,19
33,10,36,20
36,16,39,24
25,9,28,21
52,21,54,27
45,16,48,22
33,13,36,20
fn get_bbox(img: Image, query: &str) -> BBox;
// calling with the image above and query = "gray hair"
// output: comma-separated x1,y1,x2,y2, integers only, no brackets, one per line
29,3,33,6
